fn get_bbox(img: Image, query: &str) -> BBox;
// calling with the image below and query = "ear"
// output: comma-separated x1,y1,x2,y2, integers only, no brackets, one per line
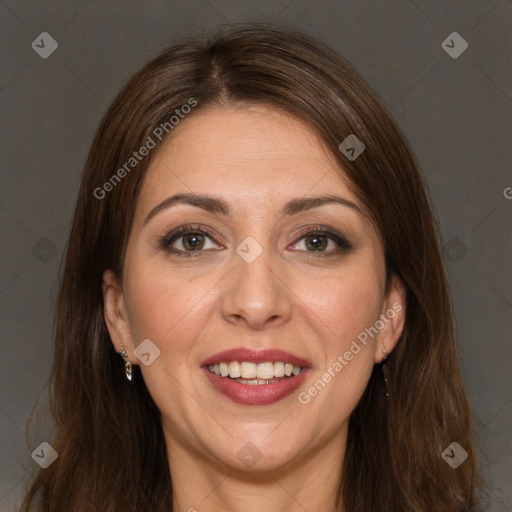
102,269,137,366
374,275,406,364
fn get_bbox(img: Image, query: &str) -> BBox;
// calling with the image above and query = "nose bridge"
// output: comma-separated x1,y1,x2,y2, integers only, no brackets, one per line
221,235,292,328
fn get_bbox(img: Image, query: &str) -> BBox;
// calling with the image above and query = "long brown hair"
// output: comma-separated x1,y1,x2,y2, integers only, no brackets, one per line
21,23,478,511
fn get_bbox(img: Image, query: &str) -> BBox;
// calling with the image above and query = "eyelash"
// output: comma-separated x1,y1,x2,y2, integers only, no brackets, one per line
160,224,352,258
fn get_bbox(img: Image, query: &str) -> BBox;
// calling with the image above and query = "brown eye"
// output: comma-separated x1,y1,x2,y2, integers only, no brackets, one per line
181,233,206,251
161,226,221,256
290,227,352,255
303,234,329,252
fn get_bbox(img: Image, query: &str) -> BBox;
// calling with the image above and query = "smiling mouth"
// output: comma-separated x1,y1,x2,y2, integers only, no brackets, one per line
207,361,304,385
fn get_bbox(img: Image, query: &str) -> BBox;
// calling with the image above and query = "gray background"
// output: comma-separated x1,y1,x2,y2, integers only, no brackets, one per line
0,1,511,510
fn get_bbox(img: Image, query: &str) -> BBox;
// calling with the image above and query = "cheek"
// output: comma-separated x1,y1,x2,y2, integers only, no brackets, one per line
293,263,382,410
297,264,383,352
122,260,217,359
122,261,219,421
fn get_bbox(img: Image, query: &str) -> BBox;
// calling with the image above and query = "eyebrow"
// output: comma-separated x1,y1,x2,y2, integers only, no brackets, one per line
143,192,362,225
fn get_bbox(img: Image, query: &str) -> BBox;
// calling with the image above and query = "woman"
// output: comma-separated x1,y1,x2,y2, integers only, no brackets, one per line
21,23,478,511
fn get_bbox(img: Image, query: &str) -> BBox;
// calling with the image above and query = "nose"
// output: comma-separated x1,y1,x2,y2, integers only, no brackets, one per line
220,245,293,331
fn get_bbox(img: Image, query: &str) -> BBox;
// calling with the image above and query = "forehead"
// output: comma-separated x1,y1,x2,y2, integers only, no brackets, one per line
138,105,359,211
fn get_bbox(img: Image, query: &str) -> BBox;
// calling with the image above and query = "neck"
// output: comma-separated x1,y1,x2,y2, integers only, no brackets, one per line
165,425,347,512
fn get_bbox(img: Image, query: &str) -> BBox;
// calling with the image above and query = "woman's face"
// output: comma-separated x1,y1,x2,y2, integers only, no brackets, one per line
103,105,405,474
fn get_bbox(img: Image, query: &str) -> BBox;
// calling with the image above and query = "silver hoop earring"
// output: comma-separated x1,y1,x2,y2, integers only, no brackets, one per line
124,361,133,381
118,344,133,382
382,348,389,397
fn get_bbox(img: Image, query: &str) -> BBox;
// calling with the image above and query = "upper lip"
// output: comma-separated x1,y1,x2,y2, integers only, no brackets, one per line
201,348,312,369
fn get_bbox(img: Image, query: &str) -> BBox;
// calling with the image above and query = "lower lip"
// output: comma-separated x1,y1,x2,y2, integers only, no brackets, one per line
202,367,310,405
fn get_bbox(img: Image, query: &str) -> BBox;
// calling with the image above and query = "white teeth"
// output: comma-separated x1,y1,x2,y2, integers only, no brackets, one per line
208,360,304,380
236,378,278,385
273,361,285,378
256,362,274,380
219,362,229,377
228,361,241,378
240,362,257,379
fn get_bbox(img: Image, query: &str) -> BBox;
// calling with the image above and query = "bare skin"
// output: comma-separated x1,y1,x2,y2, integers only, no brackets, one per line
102,105,406,512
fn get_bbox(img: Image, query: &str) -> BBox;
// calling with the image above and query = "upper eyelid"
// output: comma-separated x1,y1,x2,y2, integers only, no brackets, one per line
161,225,219,244
161,224,350,251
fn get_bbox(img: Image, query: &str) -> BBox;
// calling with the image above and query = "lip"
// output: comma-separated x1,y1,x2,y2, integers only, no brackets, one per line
200,348,312,369
202,366,311,405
